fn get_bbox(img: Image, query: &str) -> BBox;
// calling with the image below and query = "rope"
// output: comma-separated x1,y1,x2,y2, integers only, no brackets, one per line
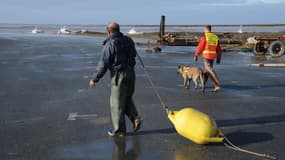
137,51,276,159
136,52,169,113
223,136,277,159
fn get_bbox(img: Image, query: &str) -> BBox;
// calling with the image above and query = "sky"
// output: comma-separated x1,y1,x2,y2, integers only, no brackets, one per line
0,0,285,25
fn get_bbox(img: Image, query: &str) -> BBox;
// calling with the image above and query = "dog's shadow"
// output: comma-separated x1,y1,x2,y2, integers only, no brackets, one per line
221,84,285,92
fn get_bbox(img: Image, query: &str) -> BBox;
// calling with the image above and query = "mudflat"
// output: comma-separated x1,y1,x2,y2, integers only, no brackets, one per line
0,33,285,160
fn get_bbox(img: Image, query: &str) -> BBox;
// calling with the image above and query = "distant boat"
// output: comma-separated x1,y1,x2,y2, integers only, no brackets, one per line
58,26,72,34
237,25,243,34
128,28,144,35
32,26,43,34
80,29,87,33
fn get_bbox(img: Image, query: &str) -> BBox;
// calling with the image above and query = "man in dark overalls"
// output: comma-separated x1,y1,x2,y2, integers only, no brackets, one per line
89,22,141,137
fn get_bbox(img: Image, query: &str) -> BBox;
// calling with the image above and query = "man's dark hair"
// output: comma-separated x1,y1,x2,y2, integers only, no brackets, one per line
205,25,212,31
107,22,120,33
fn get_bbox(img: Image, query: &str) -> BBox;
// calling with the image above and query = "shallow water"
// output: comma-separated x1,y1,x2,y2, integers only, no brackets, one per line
1,24,285,35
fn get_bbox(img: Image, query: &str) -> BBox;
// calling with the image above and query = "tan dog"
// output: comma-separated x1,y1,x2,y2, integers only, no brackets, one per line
177,65,205,92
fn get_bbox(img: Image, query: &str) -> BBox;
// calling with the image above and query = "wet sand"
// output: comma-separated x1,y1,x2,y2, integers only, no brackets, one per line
0,33,285,160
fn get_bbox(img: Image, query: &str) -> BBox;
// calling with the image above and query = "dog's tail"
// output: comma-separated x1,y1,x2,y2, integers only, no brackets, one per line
199,70,205,92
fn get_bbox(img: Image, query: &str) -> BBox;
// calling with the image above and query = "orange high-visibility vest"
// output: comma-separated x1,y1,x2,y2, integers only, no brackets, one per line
203,32,219,60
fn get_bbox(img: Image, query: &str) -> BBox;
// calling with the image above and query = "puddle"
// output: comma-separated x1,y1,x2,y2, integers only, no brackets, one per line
63,68,82,71
3,116,46,126
145,65,177,69
77,89,85,93
235,51,253,57
90,116,110,125
53,139,113,159
63,66,93,72
176,84,184,88
52,137,141,160
222,87,254,97
18,77,29,81
82,75,89,79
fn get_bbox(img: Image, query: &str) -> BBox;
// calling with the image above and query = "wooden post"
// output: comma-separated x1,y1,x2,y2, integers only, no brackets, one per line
159,15,165,40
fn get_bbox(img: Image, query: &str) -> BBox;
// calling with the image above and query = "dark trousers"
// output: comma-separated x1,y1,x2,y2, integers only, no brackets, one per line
110,67,139,133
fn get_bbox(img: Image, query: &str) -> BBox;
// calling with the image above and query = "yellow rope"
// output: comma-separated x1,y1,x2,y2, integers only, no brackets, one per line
223,136,277,159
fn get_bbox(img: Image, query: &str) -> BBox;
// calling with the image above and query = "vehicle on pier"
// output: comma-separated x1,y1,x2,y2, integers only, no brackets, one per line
136,16,243,53
253,36,285,57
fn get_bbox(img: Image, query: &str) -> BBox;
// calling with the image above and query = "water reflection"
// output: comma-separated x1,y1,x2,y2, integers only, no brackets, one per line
174,144,209,160
112,137,141,160
251,55,285,63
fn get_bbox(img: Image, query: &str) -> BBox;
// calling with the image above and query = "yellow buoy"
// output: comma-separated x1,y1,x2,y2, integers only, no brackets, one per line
168,107,224,144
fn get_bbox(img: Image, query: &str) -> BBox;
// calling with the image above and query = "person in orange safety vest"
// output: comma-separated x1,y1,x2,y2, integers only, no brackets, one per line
194,25,222,92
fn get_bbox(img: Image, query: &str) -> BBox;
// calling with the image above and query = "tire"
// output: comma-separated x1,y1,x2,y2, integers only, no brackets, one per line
253,42,267,55
268,40,285,57
153,47,162,53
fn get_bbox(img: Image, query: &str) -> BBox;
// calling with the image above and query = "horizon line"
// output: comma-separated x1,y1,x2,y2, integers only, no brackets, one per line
1,23,285,27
